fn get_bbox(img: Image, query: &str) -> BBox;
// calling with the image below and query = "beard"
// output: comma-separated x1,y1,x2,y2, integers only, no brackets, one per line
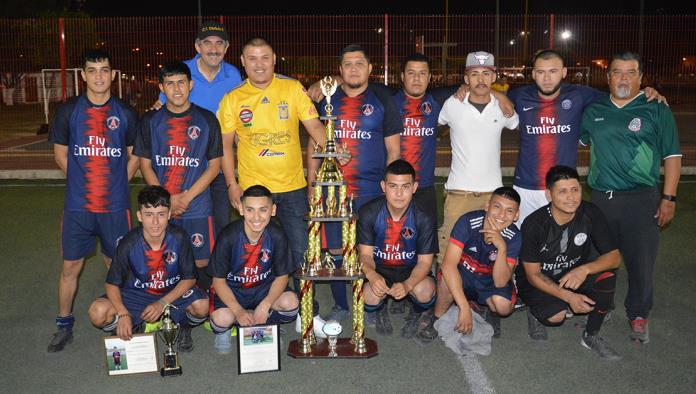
536,80,562,96
614,85,631,99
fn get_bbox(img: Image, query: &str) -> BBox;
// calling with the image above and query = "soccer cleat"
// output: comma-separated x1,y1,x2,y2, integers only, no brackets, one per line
416,310,438,344
581,332,622,360
294,314,328,339
144,321,161,333
629,317,650,343
325,306,351,322
214,331,233,354
365,311,377,327
513,298,527,312
375,306,393,335
47,327,73,353
176,324,193,353
527,310,548,341
480,305,501,338
389,298,406,314
400,306,421,339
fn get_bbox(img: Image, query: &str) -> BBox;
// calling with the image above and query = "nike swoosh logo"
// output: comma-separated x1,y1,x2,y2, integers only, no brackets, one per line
523,107,534,111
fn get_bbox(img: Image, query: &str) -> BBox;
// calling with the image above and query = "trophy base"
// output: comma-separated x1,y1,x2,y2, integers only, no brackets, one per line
160,366,183,377
287,337,378,358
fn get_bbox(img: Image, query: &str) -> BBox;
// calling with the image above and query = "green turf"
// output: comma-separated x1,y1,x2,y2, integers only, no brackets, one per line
1,178,694,392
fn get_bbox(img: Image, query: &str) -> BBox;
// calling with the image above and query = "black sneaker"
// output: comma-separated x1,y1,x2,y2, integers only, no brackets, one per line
177,324,194,353
400,306,421,339
513,298,527,312
416,311,438,344
527,310,547,341
389,298,406,314
47,327,73,352
480,305,501,338
375,307,393,335
581,332,621,360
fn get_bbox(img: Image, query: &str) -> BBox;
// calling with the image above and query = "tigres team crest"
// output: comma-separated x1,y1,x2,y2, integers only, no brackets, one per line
361,103,374,116
106,116,120,130
628,117,642,132
191,233,205,248
401,226,415,239
278,101,289,120
163,250,178,264
187,126,201,140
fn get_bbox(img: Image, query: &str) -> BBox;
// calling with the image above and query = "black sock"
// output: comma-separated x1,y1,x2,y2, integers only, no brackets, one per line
586,272,617,335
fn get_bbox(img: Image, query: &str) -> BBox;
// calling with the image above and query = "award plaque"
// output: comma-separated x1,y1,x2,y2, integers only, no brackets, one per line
288,76,378,359
237,325,281,374
104,333,159,376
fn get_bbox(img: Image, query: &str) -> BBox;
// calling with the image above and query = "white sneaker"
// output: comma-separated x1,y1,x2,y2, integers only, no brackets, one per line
295,313,327,339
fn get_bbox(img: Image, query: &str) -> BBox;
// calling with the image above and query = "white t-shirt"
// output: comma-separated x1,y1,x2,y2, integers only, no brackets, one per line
439,93,519,192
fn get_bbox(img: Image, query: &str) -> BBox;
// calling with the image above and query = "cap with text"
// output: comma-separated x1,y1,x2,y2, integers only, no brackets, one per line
197,21,229,41
465,51,496,71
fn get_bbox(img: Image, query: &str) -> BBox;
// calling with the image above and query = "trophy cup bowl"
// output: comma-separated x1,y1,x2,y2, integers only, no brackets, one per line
322,320,343,357
159,305,183,377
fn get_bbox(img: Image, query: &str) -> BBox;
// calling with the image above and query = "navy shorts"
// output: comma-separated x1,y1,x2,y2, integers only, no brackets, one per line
170,216,215,261
212,283,272,311
322,194,381,250
61,209,131,260
109,286,207,325
439,266,516,306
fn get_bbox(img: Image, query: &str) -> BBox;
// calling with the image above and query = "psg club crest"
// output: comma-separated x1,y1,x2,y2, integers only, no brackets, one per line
574,233,588,246
259,248,271,263
106,116,120,130
561,99,572,110
239,109,253,125
163,250,178,264
187,126,201,140
361,103,374,116
628,117,642,132
420,101,432,115
191,233,205,248
401,226,415,239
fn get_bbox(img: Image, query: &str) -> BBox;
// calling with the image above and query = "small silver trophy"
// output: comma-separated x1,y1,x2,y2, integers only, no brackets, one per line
158,304,182,377
322,320,343,357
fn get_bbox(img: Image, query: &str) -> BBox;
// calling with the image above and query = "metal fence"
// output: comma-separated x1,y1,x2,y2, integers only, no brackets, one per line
0,14,694,173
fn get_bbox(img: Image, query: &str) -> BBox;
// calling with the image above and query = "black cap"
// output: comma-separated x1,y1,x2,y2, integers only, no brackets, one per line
197,21,229,41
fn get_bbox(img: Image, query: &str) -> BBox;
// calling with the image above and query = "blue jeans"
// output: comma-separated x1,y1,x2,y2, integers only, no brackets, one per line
272,187,309,271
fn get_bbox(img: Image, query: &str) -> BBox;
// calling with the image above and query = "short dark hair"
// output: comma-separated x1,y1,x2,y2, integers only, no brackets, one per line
242,37,273,53
83,49,111,69
401,53,431,73
608,50,643,75
158,62,191,83
545,165,580,190
384,159,416,181
491,186,521,206
242,185,273,201
533,49,564,67
137,185,171,209
340,44,369,63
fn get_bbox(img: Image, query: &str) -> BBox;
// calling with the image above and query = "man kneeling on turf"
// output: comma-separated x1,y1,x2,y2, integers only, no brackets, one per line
419,187,521,342
88,186,209,352
359,159,438,337
208,185,299,354
516,165,621,360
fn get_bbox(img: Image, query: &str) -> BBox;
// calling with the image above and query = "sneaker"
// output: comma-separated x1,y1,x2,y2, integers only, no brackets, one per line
295,314,328,339
513,298,527,312
574,310,613,330
325,306,351,322
527,310,547,341
214,331,233,354
375,307,393,335
365,311,376,327
581,332,622,360
565,309,574,319
480,306,501,338
400,306,421,339
389,298,406,314
416,311,438,344
176,324,193,353
629,317,649,343
47,327,73,352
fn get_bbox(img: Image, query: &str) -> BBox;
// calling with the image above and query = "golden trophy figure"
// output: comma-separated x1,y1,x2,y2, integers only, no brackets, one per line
287,76,377,359
158,304,183,376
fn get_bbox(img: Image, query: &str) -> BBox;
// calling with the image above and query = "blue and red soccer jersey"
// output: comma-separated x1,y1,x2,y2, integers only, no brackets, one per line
49,95,138,213
357,197,437,267
449,210,521,276
508,83,604,190
208,220,293,291
318,85,402,199
392,87,453,189
106,225,197,296
135,104,223,219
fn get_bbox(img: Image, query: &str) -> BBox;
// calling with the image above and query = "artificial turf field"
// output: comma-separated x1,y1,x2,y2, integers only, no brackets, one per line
1,177,694,393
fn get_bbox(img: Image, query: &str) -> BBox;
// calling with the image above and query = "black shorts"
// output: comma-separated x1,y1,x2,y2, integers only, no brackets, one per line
374,264,434,287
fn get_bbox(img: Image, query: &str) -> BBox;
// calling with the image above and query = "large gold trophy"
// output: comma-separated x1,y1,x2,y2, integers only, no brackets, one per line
287,77,377,358
158,304,183,376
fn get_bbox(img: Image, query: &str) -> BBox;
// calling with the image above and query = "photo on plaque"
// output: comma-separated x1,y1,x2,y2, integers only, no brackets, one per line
104,333,159,376
237,324,280,374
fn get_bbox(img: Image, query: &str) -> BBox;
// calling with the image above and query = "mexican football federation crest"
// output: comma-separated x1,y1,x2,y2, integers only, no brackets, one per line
628,117,642,132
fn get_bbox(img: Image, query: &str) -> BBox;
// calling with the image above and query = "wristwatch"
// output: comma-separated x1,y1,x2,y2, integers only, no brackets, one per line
662,194,677,202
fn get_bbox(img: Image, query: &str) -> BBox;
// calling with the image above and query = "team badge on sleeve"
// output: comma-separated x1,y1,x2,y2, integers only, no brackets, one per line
191,233,205,248
106,116,120,130
628,118,642,132
561,99,572,110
